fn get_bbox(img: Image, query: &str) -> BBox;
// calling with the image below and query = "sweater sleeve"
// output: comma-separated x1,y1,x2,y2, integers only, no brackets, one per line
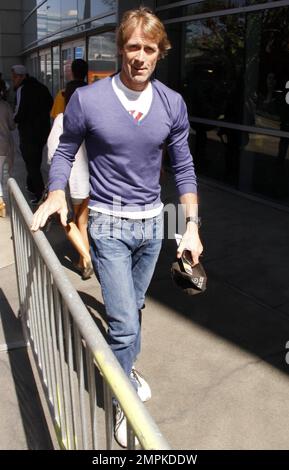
167,94,197,195
48,90,87,191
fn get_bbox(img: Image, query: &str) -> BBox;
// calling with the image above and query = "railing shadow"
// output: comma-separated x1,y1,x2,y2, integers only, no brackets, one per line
147,176,289,375
0,288,53,449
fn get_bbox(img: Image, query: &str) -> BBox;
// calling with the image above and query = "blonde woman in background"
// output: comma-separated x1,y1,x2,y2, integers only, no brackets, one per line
47,80,93,279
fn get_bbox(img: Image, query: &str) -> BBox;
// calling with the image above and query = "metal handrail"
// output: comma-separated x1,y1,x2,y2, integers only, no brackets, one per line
8,178,170,450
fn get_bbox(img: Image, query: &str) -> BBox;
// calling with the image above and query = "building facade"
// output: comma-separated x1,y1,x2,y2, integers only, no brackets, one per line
0,1,22,81
1,0,289,205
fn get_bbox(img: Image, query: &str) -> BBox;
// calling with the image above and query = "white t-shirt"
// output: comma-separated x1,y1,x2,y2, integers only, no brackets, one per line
112,73,153,122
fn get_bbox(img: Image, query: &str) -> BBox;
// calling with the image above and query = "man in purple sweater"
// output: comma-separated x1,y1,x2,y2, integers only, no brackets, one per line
32,7,203,447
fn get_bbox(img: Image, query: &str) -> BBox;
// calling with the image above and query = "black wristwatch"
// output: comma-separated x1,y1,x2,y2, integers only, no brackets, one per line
186,216,201,227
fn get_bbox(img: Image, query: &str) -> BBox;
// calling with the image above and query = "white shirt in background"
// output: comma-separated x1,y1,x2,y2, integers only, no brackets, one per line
47,113,89,200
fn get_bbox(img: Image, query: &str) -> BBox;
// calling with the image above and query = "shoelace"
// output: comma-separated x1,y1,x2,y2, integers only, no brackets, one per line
131,368,142,387
115,406,125,431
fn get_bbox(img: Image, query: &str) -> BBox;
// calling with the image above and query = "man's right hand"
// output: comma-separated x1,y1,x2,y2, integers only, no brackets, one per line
31,190,68,232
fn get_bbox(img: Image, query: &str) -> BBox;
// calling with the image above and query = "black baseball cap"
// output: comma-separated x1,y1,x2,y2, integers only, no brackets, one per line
171,250,207,296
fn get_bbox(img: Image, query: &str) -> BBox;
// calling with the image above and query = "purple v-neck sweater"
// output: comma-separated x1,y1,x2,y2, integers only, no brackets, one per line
48,77,197,212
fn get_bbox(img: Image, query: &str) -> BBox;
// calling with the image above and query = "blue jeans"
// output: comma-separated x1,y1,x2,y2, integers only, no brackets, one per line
88,212,163,383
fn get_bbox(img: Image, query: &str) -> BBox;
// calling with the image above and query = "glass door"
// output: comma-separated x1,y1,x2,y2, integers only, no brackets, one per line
39,48,52,93
61,39,86,87
52,45,60,96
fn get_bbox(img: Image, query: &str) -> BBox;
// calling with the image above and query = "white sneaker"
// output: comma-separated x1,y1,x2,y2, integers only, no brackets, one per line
114,404,139,448
130,367,152,402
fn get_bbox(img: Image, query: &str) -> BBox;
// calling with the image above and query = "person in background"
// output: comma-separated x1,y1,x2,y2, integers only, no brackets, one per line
0,79,15,217
47,80,93,280
11,65,53,204
50,59,88,119
31,7,203,447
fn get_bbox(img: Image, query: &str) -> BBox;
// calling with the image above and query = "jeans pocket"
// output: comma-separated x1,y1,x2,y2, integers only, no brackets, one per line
154,212,164,240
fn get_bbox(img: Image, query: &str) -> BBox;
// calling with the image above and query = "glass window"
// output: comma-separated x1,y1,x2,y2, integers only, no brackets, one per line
37,3,48,39
78,0,116,21
156,5,289,204
46,51,53,93
61,0,78,29
88,32,117,83
77,0,89,20
250,132,289,203
47,0,61,34
26,53,39,79
23,12,38,47
188,124,289,204
160,16,246,123
160,8,289,130
52,46,60,96
253,8,289,131
61,46,73,85
89,13,116,30
61,40,86,86
156,0,264,10
39,52,46,83
157,0,190,6
39,49,52,93
23,1,38,17
157,1,248,20
90,0,116,17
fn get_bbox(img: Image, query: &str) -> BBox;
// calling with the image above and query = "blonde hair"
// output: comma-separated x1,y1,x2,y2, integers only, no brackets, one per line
117,7,171,59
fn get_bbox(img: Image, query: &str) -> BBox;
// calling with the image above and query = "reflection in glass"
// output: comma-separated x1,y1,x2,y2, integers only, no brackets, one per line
52,46,60,96
78,0,89,20
39,53,45,83
61,0,78,29
78,0,115,20
61,42,86,86
37,3,48,39
253,8,289,131
25,54,39,79
46,51,52,93
90,14,116,30
156,0,268,11
91,0,116,17
157,5,289,204
188,125,289,202
23,1,117,50
23,13,38,47
184,16,245,119
23,0,38,16
88,32,117,83
62,47,73,85
157,1,248,21
47,0,61,34
161,7,289,133
39,50,52,93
